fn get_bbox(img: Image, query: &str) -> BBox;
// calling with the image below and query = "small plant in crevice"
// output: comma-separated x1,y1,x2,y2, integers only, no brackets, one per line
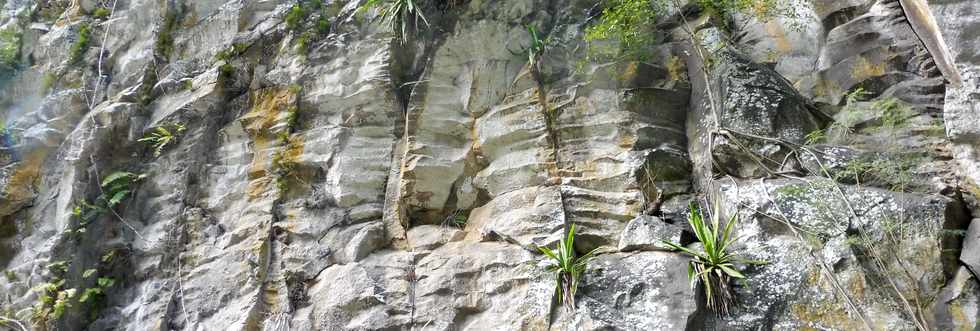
538,224,598,313
873,97,913,134
154,5,184,59
215,42,248,63
138,122,186,157
41,72,59,92
218,63,235,83
66,171,145,236
68,23,92,64
834,153,919,192
285,3,306,31
30,261,71,326
272,146,299,194
661,202,762,316
77,276,114,307
803,128,826,145
441,209,467,228
525,25,547,76
91,7,111,20
294,31,313,54
360,0,429,42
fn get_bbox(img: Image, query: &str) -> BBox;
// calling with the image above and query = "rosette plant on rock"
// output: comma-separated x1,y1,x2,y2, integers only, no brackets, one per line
538,224,597,313
661,202,759,316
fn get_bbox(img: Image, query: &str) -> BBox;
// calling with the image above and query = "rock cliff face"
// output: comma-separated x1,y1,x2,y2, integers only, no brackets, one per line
0,0,977,330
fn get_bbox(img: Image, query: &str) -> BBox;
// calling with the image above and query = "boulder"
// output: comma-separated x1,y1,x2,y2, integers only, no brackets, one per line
617,215,683,252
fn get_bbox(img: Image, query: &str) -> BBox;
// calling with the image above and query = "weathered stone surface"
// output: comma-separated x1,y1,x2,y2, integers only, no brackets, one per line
0,0,976,330
407,224,465,251
554,251,696,331
933,266,980,330
617,215,682,252
961,219,980,275
709,178,954,330
711,50,826,177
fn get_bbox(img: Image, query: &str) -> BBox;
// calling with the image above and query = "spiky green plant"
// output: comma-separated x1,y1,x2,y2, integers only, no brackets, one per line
138,123,186,157
661,202,757,316
538,224,598,313
526,25,546,73
360,0,428,42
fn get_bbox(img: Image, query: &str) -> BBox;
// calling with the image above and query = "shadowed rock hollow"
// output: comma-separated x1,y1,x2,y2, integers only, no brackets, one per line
0,0,978,330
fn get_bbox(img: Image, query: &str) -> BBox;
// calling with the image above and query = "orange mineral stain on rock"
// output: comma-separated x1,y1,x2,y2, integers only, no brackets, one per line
1,149,47,216
241,87,298,200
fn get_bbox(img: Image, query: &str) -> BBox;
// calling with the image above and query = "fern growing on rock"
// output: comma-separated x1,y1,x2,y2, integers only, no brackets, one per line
138,123,186,157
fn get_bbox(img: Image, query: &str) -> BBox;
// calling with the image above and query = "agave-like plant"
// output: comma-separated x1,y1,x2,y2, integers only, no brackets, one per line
661,202,756,316
538,224,598,313
361,0,429,42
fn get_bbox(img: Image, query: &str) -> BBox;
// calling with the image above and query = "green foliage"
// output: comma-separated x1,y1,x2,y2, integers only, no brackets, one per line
661,202,761,316
3,270,16,282
295,31,313,54
91,7,111,19
823,88,869,143
835,153,918,192
442,209,468,228
78,277,114,303
584,0,662,60
585,0,804,61
697,0,776,21
69,23,92,64
0,27,21,76
804,128,826,145
41,72,58,92
828,88,913,143
155,7,181,59
138,123,186,157
874,97,912,132
317,16,331,34
100,172,143,206
360,0,429,42
31,270,69,325
285,106,300,129
285,4,306,31
215,43,247,62
219,63,235,83
525,25,548,73
67,171,144,237
538,224,598,313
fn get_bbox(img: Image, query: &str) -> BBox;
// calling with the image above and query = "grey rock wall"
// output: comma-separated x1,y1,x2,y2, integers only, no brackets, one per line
0,0,976,330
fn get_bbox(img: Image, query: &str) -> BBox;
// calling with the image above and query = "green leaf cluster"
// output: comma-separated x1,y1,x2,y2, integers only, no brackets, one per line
0,27,21,77
360,0,428,42
584,0,662,60
661,202,760,315
69,23,92,64
67,171,145,236
538,224,598,312
138,123,186,157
